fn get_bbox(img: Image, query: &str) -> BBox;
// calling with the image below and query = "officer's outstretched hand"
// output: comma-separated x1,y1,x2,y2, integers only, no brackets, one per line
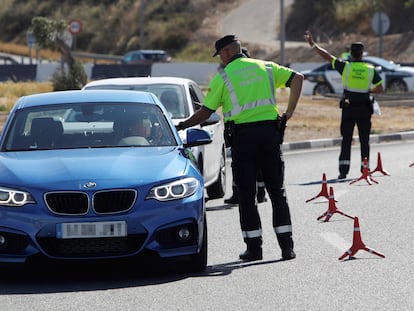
304,30,314,46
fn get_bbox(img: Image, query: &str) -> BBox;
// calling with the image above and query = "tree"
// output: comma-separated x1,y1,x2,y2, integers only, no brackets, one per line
31,16,86,90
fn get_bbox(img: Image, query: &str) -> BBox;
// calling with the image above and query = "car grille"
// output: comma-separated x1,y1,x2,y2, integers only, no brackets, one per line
93,190,136,214
45,190,136,215
45,192,89,215
37,234,147,258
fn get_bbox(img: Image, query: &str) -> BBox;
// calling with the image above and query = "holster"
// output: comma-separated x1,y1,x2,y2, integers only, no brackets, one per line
224,120,235,148
278,114,287,144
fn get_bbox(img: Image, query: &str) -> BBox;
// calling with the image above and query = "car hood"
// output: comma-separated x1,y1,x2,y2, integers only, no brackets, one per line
0,147,189,190
395,66,414,75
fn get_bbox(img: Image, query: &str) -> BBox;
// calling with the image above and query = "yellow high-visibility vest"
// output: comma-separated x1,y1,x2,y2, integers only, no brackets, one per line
341,62,374,93
204,57,294,124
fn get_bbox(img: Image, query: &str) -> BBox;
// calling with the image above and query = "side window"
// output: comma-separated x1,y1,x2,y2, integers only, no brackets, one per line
189,84,204,111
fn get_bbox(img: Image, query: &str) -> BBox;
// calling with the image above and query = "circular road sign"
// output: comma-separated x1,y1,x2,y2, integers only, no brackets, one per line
69,19,82,35
371,12,390,35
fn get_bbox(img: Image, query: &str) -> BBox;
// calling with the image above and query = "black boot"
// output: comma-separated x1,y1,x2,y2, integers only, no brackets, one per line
276,232,296,261
239,237,263,261
224,186,238,204
256,186,267,203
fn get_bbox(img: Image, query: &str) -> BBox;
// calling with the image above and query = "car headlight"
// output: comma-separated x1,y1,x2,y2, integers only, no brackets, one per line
146,177,199,201
0,187,36,207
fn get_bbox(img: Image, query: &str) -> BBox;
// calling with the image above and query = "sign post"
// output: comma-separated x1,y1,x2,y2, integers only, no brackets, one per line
371,12,390,58
68,19,83,50
27,32,36,64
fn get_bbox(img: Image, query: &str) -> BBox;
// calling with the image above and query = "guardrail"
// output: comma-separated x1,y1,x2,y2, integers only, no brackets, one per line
72,51,123,64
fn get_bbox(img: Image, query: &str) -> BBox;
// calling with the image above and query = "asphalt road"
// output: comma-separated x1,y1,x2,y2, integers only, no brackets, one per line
1,141,413,311
219,0,306,49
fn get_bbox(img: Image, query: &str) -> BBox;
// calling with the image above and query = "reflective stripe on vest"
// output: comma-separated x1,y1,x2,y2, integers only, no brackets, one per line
220,63,276,119
242,229,263,239
342,62,374,93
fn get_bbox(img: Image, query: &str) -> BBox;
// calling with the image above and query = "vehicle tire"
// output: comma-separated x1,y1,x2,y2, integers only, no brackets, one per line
387,79,407,93
313,83,333,96
187,216,207,273
206,148,226,199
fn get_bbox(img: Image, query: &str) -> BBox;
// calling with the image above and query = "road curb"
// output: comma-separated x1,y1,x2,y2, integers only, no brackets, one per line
281,130,414,151
226,130,414,157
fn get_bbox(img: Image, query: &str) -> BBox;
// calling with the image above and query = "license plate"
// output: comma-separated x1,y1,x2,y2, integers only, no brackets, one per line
57,221,127,239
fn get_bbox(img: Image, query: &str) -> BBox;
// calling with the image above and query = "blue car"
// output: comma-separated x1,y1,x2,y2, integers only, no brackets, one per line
0,90,212,272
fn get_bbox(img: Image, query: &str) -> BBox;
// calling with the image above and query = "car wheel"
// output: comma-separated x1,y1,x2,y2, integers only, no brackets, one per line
187,216,208,273
313,83,333,96
387,79,408,93
206,148,226,199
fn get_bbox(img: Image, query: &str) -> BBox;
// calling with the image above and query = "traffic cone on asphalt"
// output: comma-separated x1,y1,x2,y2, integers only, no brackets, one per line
306,173,332,203
370,152,390,176
317,187,354,222
338,217,385,260
350,157,378,185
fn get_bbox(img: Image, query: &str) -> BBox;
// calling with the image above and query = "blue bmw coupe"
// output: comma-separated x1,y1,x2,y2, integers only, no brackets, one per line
0,90,213,272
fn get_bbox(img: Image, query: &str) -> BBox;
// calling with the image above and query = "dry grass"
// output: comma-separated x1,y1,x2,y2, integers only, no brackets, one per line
277,90,414,142
0,82,53,112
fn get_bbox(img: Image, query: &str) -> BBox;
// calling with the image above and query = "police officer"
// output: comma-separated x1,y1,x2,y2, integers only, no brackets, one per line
304,30,384,179
176,35,303,261
224,47,267,205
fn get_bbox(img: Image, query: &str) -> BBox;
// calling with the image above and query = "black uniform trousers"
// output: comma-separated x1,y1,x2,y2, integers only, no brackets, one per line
231,121,293,251
339,103,372,175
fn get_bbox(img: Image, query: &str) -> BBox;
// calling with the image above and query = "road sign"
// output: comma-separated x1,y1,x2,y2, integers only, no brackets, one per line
27,32,36,47
69,19,82,35
371,12,390,35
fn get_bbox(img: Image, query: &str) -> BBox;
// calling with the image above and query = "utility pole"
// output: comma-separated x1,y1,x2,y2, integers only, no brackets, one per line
280,0,285,66
140,0,145,49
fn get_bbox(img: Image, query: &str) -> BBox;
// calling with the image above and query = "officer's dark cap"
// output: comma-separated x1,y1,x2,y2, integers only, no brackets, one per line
213,35,238,57
350,42,364,52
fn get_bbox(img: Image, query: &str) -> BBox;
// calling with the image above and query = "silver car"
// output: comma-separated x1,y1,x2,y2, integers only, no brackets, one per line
83,77,226,199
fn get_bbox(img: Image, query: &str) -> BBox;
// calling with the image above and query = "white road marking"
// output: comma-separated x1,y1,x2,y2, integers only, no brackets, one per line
320,232,350,251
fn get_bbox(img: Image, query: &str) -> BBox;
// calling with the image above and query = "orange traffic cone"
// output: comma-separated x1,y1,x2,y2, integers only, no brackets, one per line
306,173,332,203
317,187,354,222
370,152,390,176
338,217,385,260
350,157,378,185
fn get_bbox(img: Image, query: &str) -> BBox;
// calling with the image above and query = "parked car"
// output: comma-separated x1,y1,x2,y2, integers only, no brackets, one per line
0,89,210,272
301,56,414,95
0,54,19,65
122,50,171,64
83,77,226,199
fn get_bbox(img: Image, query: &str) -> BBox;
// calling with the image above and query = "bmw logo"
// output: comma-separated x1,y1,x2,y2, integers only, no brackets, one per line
84,181,97,188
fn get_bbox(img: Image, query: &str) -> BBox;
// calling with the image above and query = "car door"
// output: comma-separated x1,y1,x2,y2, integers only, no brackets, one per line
188,82,224,186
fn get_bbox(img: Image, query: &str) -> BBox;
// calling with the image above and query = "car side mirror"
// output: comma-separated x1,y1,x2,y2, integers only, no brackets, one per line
184,128,212,148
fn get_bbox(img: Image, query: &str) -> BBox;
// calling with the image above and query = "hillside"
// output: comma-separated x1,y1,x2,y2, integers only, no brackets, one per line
0,0,413,63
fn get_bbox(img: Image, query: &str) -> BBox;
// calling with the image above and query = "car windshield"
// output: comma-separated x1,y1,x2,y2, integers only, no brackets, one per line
3,102,177,151
85,84,189,118
363,56,400,70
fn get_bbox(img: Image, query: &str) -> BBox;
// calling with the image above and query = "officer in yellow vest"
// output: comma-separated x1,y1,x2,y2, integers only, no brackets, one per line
176,35,303,261
304,30,383,179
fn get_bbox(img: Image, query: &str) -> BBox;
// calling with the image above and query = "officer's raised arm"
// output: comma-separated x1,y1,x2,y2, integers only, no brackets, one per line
304,30,335,63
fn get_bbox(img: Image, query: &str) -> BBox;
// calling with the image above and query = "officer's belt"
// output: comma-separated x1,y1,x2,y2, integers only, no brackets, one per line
234,120,279,129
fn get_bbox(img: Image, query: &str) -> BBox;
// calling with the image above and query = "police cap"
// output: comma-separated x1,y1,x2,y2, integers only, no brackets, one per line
213,35,238,57
350,42,364,52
